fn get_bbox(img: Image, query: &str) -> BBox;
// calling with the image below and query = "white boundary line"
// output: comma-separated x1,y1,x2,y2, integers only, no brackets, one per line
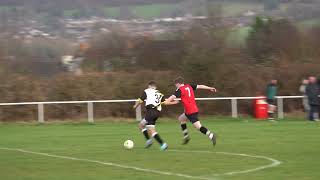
0,147,217,180
0,147,282,179
168,149,282,177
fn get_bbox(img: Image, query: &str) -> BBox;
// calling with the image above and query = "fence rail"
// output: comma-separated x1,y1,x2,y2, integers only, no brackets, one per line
0,96,305,123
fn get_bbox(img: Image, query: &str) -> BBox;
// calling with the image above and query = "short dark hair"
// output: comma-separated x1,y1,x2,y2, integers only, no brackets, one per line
174,77,184,84
148,81,157,86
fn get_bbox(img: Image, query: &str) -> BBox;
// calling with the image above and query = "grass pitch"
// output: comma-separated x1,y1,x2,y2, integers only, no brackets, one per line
0,118,319,180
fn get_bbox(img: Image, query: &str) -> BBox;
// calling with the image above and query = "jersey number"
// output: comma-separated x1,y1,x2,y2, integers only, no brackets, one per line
155,94,162,103
185,87,191,97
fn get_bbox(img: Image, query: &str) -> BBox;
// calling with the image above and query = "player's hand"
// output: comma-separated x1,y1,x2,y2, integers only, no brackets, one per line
133,103,140,109
210,87,217,93
163,100,179,105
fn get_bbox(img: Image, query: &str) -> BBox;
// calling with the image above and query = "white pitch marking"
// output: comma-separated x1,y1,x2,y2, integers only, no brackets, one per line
169,149,282,177
0,147,218,180
0,147,281,179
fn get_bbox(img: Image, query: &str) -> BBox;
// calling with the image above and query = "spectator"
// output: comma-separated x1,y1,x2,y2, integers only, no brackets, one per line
266,79,278,120
299,79,310,119
306,76,320,121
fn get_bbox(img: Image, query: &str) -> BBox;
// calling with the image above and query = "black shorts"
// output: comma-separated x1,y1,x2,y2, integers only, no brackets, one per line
145,108,160,126
185,112,199,124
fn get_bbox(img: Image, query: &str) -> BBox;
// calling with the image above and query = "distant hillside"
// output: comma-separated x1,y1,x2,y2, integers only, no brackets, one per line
0,0,185,7
0,0,316,7
0,0,210,19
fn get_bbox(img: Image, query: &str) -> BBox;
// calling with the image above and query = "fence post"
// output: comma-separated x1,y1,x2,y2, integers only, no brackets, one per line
231,99,238,118
38,103,44,123
87,102,94,123
136,104,142,121
277,98,284,119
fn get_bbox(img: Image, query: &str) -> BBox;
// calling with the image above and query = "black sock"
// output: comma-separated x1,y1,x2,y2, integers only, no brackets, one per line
142,128,150,140
199,126,208,135
181,123,189,138
200,126,214,140
153,133,164,145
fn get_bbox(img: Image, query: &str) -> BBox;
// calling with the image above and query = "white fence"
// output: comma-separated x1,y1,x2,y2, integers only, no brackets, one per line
0,96,305,123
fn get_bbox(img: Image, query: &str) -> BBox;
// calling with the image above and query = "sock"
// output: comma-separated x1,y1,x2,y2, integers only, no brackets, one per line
152,132,164,145
141,128,150,140
180,123,189,138
200,126,214,140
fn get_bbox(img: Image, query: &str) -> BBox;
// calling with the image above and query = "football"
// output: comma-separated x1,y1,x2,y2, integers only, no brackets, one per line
124,140,134,149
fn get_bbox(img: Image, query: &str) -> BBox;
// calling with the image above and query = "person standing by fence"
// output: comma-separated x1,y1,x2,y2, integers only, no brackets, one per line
299,79,310,119
266,79,278,120
306,76,320,121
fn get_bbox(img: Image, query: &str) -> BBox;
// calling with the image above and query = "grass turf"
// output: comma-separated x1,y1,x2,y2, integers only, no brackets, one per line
226,27,252,48
103,4,178,19
130,4,178,19
0,118,319,180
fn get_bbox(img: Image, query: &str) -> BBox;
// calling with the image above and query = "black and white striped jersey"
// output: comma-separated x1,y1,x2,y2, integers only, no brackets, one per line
139,88,165,111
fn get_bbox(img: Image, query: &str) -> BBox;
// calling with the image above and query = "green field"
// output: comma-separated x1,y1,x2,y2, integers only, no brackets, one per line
0,118,320,180
226,27,252,47
104,4,178,19
297,18,320,30
103,7,120,17
130,4,178,19
220,2,263,17
64,9,81,17
102,2,262,19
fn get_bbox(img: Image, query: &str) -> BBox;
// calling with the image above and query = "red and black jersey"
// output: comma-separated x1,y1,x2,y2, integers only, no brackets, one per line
174,84,198,115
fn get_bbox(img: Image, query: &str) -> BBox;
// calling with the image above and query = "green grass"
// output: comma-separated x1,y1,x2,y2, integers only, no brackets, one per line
0,6,14,12
103,4,178,19
104,7,120,18
297,18,320,30
220,2,263,17
226,26,252,47
63,9,80,18
0,118,320,180
130,4,177,19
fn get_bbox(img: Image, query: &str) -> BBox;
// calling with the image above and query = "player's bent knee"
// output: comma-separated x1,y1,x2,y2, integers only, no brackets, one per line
151,131,158,137
178,114,187,122
146,125,155,131
138,123,145,129
180,120,187,124
179,118,187,124
140,119,147,126
147,126,156,135
192,121,202,129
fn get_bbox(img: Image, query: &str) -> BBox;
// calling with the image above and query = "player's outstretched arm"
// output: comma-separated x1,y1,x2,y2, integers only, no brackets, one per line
197,85,217,92
163,95,179,105
133,99,143,109
163,100,179,105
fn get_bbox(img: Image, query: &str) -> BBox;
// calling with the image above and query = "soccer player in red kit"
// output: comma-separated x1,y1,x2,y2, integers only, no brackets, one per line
165,77,217,146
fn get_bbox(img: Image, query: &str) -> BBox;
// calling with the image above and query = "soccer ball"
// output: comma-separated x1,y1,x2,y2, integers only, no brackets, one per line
124,140,134,149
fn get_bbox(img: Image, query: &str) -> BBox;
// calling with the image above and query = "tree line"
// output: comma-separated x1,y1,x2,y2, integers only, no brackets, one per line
0,17,320,121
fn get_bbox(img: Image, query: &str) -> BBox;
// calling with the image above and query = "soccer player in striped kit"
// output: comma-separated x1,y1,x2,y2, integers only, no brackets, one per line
133,81,172,150
165,77,217,146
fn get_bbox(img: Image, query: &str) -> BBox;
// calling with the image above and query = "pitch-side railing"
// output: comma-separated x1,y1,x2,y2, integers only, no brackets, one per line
0,96,305,123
